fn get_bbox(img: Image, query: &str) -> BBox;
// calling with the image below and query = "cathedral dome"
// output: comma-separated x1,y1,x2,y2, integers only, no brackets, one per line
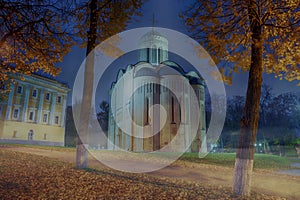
161,60,185,75
138,30,168,65
139,30,166,42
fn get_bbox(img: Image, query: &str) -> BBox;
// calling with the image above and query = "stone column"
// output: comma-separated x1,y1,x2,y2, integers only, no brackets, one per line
22,85,30,122
6,84,15,120
61,94,67,127
49,92,57,125
37,89,44,124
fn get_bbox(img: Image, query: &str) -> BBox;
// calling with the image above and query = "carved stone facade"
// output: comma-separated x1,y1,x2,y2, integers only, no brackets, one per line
108,31,206,152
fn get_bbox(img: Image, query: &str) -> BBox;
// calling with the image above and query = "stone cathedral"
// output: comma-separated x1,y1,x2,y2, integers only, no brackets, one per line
108,31,207,152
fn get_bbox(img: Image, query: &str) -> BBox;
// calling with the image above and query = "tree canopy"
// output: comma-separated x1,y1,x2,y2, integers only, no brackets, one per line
182,0,300,195
74,0,142,50
0,0,76,88
182,0,300,85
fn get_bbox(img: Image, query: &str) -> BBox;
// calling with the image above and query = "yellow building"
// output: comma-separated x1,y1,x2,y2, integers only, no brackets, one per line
0,74,69,146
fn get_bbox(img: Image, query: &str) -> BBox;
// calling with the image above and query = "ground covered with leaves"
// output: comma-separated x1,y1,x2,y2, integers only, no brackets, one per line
0,149,286,200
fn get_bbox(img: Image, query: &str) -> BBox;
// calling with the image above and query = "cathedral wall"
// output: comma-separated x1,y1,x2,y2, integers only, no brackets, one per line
108,31,207,153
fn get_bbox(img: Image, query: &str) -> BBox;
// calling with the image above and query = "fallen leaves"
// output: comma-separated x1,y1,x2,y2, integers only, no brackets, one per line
0,149,286,200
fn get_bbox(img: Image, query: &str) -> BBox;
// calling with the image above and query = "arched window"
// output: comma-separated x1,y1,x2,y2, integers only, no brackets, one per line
146,48,150,62
158,47,162,63
152,45,157,64
145,97,149,125
171,96,175,124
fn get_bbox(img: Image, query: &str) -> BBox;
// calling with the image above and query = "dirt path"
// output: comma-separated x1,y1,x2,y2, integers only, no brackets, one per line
3,146,300,199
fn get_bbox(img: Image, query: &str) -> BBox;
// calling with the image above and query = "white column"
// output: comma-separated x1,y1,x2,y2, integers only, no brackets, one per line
49,92,57,125
61,94,67,127
6,84,15,120
22,85,30,122
37,89,44,124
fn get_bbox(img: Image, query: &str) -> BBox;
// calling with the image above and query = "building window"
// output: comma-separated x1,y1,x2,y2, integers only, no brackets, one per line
28,130,34,140
147,83,149,93
13,131,17,138
45,93,50,101
145,97,149,125
32,89,37,98
17,86,23,94
43,114,48,123
57,96,62,103
158,48,162,63
152,45,157,64
44,133,47,140
29,111,35,121
13,108,19,120
55,116,59,124
171,96,175,124
146,48,150,62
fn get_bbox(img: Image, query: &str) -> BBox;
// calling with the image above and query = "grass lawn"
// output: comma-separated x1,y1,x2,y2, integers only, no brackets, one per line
0,143,76,152
180,152,292,170
1,143,292,170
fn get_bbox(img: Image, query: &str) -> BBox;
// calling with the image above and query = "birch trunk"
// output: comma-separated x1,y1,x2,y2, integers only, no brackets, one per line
232,0,263,195
76,0,99,169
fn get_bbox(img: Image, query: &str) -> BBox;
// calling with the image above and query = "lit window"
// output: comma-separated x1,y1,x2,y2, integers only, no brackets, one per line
29,111,34,121
45,93,50,101
13,109,19,119
57,96,62,103
55,116,59,124
32,89,37,98
43,114,48,123
17,86,23,94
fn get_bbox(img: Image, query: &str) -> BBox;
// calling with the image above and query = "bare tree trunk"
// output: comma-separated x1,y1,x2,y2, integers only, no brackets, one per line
76,0,99,169
233,0,263,195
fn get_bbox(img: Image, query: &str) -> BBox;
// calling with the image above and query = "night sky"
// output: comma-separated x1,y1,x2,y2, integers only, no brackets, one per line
57,0,299,106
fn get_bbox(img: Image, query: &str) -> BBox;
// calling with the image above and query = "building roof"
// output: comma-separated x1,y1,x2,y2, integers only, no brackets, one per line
110,60,205,89
9,73,70,92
